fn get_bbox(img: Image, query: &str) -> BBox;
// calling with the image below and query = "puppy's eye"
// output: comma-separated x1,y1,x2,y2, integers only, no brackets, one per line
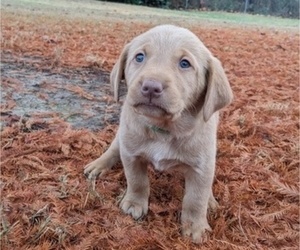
179,59,191,69
135,53,145,63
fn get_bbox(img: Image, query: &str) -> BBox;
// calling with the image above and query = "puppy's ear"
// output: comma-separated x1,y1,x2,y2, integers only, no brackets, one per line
110,43,130,102
203,56,233,122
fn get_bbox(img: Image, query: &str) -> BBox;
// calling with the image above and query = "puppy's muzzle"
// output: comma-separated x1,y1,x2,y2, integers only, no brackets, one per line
141,79,163,100
133,79,171,119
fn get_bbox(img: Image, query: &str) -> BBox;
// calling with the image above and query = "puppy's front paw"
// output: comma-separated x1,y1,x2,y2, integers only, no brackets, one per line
120,193,148,220
182,219,212,244
84,158,110,180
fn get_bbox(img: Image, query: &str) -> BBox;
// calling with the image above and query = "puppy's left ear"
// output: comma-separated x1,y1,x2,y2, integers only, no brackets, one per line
203,56,233,122
110,43,130,102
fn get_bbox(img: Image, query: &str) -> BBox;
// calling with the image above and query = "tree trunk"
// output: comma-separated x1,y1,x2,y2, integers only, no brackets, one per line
188,0,200,9
244,0,249,13
185,0,189,9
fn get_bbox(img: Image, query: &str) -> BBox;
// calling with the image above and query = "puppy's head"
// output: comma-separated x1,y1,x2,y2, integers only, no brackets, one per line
111,25,233,122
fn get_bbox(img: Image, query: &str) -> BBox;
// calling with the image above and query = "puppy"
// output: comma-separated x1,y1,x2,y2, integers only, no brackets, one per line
84,25,233,243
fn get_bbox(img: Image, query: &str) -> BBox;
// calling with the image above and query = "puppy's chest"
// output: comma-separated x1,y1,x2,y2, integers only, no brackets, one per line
138,140,189,171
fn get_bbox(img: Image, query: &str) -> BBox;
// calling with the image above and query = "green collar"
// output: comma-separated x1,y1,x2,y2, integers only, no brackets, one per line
148,125,170,135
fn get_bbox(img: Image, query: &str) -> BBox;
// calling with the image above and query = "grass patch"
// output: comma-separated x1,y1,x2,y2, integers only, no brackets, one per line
180,10,299,28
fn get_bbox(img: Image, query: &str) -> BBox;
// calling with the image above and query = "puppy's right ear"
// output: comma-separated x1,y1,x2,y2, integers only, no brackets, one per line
110,43,130,102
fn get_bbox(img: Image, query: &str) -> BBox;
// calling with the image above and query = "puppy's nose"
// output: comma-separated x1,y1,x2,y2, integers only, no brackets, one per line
141,80,163,98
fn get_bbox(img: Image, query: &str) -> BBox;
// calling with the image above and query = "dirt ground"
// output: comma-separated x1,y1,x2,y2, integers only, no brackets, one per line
1,54,122,130
1,0,299,249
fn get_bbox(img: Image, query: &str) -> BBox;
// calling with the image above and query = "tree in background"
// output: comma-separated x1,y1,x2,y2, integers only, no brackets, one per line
199,0,299,18
101,0,299,18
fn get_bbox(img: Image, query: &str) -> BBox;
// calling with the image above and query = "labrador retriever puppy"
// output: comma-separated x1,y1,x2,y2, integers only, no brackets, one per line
84,24,233,243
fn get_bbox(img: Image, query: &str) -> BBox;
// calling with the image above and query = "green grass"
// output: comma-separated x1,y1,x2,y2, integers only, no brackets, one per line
184,11,299,28
3,0,299,29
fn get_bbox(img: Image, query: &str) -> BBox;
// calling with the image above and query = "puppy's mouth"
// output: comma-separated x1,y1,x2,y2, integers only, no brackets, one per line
133,103,172,118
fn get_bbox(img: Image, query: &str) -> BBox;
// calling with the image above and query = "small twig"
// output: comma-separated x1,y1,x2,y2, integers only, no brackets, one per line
116,189,126,206
0,220,20,238
30,204,49,222
30,215,52,243
83,192,90,208
238,203,257,249
87,179,103,199
1,138,14,150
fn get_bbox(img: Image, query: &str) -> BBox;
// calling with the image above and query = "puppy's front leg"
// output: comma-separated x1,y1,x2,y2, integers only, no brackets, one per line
181,167,214,243
84,134,120,180
120,156,149,220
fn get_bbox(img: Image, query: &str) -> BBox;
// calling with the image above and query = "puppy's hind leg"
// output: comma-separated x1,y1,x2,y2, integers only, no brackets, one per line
84,134,120,180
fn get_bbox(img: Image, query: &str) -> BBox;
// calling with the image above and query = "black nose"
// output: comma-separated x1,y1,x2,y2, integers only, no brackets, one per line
141,80,163,98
